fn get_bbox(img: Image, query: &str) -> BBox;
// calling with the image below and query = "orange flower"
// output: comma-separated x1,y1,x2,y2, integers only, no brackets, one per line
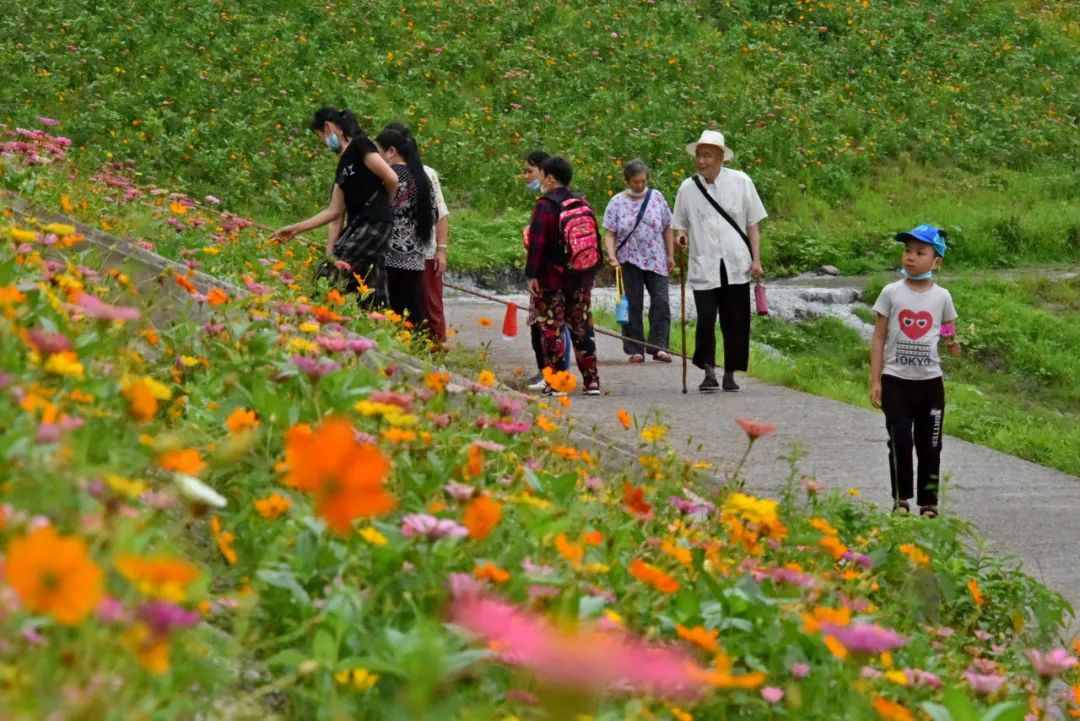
823,634,849,660
622,483,653,518
326,288,346,305
462,444,485,480
225,408,259,434
800,606,851,634
381,427,416,444
676,624,719,653
555,533,584,568
967,578,985,608
425,371,451,393
542,367,577,393
115,554,201,601
628,559,680,594
473,562,510,584
819,535,848,560
582,530,603,546
124,622,172,674
872,698,915,721
122,376,171,422
477,316,493,327
898,543,930,567
4,526,103,625
282,417,394,533
690,653,767,689
254,492,291,520
169,200,188,214
661,540,693,565
463,495,502,541
617,407,632,430
211,516,238,565
477,370,496,387
157,448,205,476
535,415,557,433
173,273,196,294
206,288,229,305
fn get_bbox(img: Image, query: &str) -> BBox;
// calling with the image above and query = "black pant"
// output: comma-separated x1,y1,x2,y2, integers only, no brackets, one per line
692,270,750,372
881,374,945,507
620,262,670,356
385,267,426,327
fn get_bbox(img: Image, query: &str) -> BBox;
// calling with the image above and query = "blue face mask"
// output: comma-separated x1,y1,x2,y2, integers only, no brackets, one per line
900,268,934,280
325,134,341,152
527,178,541,192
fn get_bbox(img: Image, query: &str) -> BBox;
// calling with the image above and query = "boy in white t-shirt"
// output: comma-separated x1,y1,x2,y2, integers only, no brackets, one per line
869,224,961,518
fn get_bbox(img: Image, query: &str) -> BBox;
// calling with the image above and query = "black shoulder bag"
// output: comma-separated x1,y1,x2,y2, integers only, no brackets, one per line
692,175,751,255
615,188,654,253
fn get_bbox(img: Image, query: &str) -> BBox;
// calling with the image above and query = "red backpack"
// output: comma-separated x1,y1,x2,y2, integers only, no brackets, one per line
551,196,601,273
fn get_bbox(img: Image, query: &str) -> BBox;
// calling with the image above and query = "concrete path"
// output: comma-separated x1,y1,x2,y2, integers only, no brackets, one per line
444,294,1080,627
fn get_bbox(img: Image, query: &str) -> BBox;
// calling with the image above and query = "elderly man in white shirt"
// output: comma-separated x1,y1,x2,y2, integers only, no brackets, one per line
672,130,767,393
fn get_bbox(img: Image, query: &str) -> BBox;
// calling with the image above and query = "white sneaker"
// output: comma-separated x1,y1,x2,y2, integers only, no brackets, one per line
527,378,547,392
540,384,566,398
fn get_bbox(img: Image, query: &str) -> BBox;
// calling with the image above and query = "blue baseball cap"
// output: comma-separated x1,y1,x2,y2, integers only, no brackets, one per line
895,224,947,257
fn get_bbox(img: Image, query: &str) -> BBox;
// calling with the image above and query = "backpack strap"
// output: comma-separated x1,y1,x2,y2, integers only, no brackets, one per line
692,175,751,254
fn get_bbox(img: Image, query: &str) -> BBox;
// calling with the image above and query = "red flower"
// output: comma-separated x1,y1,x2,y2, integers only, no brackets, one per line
736,417,777,441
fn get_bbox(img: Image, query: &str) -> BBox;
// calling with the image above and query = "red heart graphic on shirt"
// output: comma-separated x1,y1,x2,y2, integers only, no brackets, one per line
898,309,933,340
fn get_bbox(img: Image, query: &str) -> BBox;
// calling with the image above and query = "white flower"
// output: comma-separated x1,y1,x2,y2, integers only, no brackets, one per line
174,473,227,508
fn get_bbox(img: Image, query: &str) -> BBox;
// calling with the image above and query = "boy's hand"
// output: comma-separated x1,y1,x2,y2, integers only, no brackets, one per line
946,340,961,357
869,380,883,409
526,278,540,297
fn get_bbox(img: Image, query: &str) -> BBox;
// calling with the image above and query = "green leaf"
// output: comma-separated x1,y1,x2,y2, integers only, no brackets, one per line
264,649,307,669
943,687,980,721
255,568,312,606
982,702,1028,721
921,703,953,721
444,649,495,674
312,629,337,665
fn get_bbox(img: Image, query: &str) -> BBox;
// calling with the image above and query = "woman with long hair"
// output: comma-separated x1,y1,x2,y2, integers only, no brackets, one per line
272,107,398,304
374,125,437,326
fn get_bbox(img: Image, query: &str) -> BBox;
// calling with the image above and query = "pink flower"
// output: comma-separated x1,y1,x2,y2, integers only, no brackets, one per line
444,481,475,501
401,514,467,540
290,356,340,379
27,329,72,355
736,417,777,441
819,622,907,654
761,687,784,703
447,572,485,599
449,593,704,699
1025,648,1076,677
74,292,140,321
346,337,375,355
36,116,59,126
789,662,811,679
204,194,221,205
494,420,530,434
472,439,505,452
964,668,1007,694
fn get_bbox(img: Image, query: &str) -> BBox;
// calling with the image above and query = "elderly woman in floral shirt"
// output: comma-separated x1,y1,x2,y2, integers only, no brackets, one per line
602,159,675,363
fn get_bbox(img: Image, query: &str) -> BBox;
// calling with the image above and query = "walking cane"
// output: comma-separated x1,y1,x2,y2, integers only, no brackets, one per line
679,245,688,394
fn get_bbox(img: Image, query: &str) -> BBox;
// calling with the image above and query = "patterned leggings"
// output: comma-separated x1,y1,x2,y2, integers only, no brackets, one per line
533,284,599,386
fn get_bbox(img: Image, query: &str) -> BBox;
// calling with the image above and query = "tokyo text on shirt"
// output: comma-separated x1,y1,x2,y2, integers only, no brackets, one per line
872,280,958,380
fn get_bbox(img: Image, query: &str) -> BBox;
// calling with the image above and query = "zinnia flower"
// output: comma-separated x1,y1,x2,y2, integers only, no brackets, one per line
401,513,467,540
736,417,777,441
819,622,907,654
1025,648,1077,677
115,555,201,601
73,292,140,321
282,418,394,533
463,495,502,540
450,592,703,699
4,526,103,625
963,668,1006,695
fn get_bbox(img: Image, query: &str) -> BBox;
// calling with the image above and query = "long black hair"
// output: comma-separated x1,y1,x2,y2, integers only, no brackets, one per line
376,124,434,243
309,107,362,140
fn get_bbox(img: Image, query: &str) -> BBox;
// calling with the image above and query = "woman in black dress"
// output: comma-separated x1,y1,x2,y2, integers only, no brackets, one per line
273,108,399,304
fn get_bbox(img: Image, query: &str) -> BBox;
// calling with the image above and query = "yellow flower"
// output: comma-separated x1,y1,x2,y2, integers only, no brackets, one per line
334,667,379,690
288,337,319,354
358,527,388,546
298,322,320,334
722,493,779,527
477,370,496,387
44,351,85,380
884,670,908,686
41,222,76,236
105,474,147,499
898,543,930,567
640,424,667,443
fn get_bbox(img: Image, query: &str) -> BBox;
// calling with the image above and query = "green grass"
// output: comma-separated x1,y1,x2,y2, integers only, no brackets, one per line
596,273,1080,477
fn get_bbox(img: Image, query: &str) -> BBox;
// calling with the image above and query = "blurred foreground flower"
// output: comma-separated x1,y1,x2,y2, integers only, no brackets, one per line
282,418,394,532
449,592,703,700
4,526,103,625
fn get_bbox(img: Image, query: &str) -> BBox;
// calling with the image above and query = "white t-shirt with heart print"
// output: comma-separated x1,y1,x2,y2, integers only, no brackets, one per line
873,280,958,381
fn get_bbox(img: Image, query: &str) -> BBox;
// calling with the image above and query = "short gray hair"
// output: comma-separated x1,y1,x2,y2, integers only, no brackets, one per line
622,158,650,182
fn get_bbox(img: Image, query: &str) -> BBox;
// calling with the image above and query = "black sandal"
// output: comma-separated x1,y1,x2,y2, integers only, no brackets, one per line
919,505,939,519
893,500,911,514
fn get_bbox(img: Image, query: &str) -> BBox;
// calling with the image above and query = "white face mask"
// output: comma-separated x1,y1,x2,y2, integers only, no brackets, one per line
527,178,541,192
626,186,649,198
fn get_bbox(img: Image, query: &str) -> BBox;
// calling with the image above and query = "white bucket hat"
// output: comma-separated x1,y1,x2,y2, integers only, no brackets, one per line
686,130,734,161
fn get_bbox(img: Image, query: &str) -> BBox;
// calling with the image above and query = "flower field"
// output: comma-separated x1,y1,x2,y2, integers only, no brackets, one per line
1,125,1078,719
